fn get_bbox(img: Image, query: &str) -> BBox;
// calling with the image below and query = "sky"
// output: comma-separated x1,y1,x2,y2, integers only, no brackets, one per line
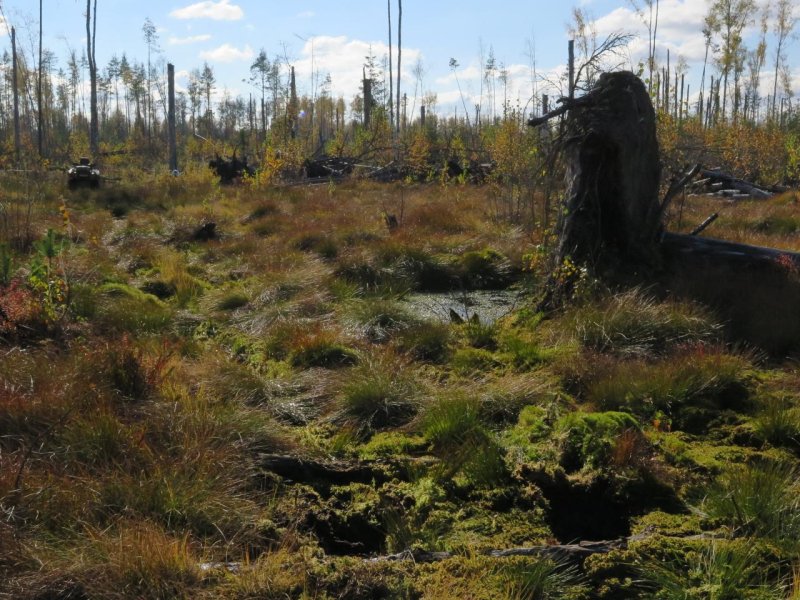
0,0,798,118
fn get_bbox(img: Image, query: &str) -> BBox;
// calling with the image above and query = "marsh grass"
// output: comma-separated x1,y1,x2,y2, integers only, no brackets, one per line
565,288,721,357
570,346,751,429
753,394,800,449
641,539,787,600
701,460,800,541
422,393,507,486
499,557,586,599
336,355,419,430
3,174,800,598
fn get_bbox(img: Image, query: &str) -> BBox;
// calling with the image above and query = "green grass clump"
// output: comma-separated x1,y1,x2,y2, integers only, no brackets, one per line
753,394,800,449
578,348,750,430
702,460,800,541
289,338,358,369
397,320,452,362
337,357,419,430
456,248,514,289
640,538,787,600
423,394,507,486
95,283,173,332
346,297,419,343
451,347,502,375
567,288,720,356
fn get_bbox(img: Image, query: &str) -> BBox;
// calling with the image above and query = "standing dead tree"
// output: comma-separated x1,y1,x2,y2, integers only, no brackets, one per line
531,70,800,353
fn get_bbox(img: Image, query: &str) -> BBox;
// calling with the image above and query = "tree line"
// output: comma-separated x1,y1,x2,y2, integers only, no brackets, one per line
0,0,797,181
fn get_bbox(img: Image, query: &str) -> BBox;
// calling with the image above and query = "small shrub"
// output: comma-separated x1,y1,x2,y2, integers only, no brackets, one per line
0,279,49,340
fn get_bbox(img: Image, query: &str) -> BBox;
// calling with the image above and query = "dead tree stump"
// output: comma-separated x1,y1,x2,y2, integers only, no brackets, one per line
556,71,662,274
534,71,800,354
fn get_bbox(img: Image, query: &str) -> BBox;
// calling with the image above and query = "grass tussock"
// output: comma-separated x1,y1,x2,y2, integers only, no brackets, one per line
564,288,721,356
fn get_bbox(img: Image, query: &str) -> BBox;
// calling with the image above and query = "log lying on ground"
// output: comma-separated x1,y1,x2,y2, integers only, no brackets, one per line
258,453,393,486
691,169,775,200
373,531,726,564
662,232,800,269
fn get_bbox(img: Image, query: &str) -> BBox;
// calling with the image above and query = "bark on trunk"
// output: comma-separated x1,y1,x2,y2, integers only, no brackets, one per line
555,71,662,275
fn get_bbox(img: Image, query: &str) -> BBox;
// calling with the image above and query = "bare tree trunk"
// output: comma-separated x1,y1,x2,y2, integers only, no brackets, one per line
38,0,43,157
168,63,177,172
387,0,394,133
12,27,20,165
87,0,99,155
396,0,402,135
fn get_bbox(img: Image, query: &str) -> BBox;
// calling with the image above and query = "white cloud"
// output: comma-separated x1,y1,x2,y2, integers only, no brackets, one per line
290,36,422,101
200,43,254,63
170,0,243,21
168,34,212,45
296,11,316,19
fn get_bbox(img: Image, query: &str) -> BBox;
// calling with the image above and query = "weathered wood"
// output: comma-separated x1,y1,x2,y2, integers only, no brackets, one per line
693,169,774,199
662,232,800,270
689,213,719,236
556,71,662,272
259,453,391,486
371,531,725,564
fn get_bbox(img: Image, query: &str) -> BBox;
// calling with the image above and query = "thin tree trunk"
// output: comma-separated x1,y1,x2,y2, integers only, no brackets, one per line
38,0,43,157
387,0,394,133
12,27,20,165
87,0,99,154
168,63,177,172
396,0,402,135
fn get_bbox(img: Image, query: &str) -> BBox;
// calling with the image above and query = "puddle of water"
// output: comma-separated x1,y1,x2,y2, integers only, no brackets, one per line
401,289,522,324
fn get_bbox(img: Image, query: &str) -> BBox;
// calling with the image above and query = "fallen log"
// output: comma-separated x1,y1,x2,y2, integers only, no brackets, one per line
372,531,725,564
662,232,800,270
258,453,393,486
693,169,774,199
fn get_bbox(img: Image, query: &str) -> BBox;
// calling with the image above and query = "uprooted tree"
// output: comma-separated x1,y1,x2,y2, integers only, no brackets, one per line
534,70,800,354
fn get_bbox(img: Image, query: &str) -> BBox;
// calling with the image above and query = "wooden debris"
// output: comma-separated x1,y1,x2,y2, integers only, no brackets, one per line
690,169,774,200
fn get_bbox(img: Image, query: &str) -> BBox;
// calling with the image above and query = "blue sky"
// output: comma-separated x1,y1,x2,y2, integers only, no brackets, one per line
1,0,797,117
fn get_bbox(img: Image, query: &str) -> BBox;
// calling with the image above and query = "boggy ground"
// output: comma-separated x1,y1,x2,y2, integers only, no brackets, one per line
2,170,800,599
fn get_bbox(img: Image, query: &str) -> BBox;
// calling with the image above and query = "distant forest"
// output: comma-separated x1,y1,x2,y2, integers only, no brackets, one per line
0,0,798,185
